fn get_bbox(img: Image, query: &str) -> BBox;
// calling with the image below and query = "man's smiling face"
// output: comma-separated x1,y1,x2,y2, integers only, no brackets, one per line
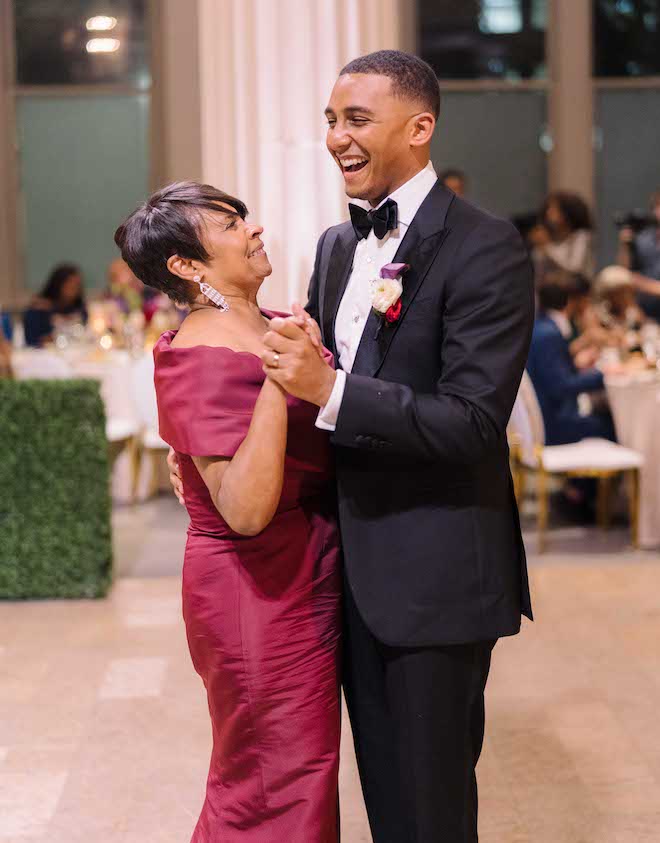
325,73,429,206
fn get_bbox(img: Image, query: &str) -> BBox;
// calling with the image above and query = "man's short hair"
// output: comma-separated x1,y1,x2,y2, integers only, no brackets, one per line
537,281,569,312
542,269,591,299
340,50,441,120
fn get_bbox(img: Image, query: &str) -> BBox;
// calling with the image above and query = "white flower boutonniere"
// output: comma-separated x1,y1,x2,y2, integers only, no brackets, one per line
370,262,409,325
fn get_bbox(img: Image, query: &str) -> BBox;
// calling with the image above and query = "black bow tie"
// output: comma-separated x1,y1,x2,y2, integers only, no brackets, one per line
349,199,399,241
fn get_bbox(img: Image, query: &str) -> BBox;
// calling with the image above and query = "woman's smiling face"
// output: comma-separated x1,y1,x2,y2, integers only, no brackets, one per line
199,202,272,290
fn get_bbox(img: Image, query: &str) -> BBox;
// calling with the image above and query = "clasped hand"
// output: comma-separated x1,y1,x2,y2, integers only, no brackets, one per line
260,303,336,407
167,305,336,507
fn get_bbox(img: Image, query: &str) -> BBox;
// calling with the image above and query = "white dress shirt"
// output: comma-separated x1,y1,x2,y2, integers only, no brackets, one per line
316,161,438,431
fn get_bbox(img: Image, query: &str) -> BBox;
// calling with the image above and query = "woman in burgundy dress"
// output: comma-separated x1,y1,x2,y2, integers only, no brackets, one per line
115,181,341,842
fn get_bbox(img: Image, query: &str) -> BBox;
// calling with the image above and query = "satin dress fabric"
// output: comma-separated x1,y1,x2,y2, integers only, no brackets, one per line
153,315,341,842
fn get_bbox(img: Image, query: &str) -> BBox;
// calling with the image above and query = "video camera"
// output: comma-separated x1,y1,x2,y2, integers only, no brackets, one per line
613,210,657,233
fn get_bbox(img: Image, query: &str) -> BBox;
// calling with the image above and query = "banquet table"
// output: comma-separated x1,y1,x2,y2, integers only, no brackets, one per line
12,345,166,502
605,371,660,548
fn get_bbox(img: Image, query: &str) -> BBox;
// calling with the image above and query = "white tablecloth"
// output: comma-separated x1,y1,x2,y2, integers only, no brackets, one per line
605,372,660,548
12,346,165,502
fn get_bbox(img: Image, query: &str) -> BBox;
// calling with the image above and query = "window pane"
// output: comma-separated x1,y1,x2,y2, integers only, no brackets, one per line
14,0,149,87
16,95,150,291
594,88,660,268
593,0,660,77
431,90,548,218
418,0,547,80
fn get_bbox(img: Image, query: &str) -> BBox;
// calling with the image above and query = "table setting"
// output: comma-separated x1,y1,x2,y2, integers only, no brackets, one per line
11,296,179,501
601,323,660,547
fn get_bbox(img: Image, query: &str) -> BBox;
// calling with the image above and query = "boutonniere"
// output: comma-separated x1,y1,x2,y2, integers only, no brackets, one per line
370,263,409,326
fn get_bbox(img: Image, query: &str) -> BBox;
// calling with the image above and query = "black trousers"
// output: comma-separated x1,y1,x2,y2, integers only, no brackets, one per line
342,580,495,843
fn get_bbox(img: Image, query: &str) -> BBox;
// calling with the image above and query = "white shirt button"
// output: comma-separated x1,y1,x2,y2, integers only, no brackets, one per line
366,257,373,264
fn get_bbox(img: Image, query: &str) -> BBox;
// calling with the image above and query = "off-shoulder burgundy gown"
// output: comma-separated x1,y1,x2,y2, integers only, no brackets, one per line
153,314,341,842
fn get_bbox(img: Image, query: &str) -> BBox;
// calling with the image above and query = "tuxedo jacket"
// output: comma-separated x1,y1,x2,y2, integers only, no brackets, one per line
306,182,535,647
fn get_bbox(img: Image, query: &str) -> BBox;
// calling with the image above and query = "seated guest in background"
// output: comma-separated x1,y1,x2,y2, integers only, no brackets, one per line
534,191,594,280
23,263,87,347
555,271,611,369
527,280,616,446
439,167,467,197
106,257,144,314
594,265,646,354
617,188,660,320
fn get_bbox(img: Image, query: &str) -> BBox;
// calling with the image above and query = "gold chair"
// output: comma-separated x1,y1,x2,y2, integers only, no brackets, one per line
106,419,141,499
508,372,643,552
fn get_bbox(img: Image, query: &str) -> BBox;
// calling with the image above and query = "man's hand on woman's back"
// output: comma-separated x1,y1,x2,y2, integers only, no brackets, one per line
167,448,185,505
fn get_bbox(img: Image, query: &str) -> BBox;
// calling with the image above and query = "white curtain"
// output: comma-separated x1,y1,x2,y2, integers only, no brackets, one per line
197,0,409,310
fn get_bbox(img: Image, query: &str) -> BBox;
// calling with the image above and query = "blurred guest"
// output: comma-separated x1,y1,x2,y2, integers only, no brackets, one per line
534,191,594,280
594,265,645,354
527,280,615,446
511,211,543,253
23,263,87,347
1,309,12,342
554,271,611,369
439,167,467,197
617,188,660,320
106,257,144,314
532,268,602,356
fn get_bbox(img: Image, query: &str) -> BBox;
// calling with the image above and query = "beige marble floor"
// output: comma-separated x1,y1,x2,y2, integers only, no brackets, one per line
1,501,659,842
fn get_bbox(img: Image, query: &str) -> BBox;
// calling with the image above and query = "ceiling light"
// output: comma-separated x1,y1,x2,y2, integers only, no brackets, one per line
86,37,121,53
86,15,118,31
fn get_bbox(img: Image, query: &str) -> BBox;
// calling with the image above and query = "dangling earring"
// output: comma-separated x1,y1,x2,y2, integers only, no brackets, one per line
193,275,229,312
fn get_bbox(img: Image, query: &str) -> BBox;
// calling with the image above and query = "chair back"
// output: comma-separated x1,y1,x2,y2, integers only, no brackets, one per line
507,371,546,464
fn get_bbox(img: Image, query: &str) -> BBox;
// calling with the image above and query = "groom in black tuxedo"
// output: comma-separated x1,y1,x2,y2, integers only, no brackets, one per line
263,49,534,841
272,50,534,842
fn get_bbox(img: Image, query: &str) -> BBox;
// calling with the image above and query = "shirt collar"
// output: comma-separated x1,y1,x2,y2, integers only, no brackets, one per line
350,161,438,228
546,309,573,340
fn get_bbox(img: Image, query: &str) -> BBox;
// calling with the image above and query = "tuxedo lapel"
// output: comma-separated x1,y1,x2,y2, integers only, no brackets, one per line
351,182,454,378
321,226,358,357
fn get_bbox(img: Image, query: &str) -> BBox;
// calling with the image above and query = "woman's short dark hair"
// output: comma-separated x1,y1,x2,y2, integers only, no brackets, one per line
340,50,441,120
114,181,248,305
541,191,593,232
41,263,82,300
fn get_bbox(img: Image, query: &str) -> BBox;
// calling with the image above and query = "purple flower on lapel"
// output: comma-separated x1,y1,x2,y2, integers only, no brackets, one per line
379,262,409,281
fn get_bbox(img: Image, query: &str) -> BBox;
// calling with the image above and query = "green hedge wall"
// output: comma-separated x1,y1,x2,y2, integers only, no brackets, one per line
0,379,113,599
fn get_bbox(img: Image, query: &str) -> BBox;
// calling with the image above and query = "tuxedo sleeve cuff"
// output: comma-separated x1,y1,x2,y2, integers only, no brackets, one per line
315,369,346,432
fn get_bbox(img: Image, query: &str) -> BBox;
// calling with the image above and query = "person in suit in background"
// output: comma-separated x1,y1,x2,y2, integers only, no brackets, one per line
0,309,13,343
527,279,616,447
23,263,87,347
261,50,534,843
